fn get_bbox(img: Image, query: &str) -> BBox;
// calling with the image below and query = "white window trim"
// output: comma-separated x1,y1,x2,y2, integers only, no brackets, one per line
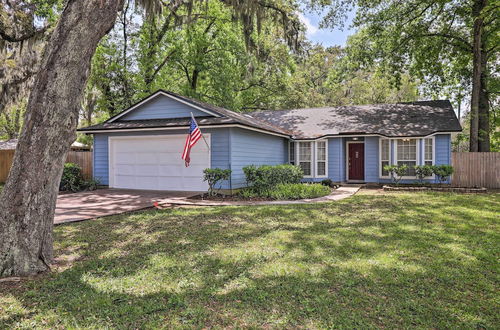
422,137,436,179
315,139,328,178
379,138,391,179
289,140,328,179
288,141,296,165
297,141,314,178
345,141,365,182
395,138,420,179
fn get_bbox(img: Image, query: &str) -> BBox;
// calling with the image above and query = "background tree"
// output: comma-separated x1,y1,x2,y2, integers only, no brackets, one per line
309,0,499,151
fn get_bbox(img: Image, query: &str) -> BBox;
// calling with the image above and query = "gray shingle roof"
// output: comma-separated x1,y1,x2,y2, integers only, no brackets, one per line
80,117,236,131
79,90,289,136
79,90,461,138
249,100,461,139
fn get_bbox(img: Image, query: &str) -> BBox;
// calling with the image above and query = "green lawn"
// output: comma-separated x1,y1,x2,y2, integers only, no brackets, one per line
1,191,499,328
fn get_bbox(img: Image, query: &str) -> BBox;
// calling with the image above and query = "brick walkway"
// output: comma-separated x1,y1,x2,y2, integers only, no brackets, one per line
55,189,197,225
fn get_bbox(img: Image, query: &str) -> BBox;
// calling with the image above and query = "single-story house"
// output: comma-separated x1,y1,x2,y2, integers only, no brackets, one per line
78,90,461,191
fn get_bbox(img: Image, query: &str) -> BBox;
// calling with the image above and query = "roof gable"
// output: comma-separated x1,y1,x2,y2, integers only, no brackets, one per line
108,91,221,122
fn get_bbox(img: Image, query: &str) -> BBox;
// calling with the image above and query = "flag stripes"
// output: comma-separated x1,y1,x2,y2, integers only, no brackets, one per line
181,115,203,167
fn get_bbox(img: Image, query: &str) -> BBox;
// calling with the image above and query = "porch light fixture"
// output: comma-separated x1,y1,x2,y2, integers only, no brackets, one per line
352,137,359,141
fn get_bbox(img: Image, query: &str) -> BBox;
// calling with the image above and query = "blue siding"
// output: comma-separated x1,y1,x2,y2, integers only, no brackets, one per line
121,94,211,120
434,134,451,183
435,134,451,165
328,138,345,182
92,128,231,186
364,136,379,182
230,128,287,188
93,134,109,185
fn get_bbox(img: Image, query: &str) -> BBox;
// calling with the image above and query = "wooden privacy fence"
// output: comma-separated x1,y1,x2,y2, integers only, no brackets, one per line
0,150,15,183
451,152,500,188
0,150,93,183
66,151,93,180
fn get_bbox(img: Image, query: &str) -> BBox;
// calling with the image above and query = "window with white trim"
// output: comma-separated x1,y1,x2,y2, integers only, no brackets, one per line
316,140,327,176
380,139,390,177
289,141,296,165
424,138,433,165
298,142,312,176
396,139,417,176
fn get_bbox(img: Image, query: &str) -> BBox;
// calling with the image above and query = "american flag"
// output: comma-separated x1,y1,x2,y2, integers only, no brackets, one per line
181,115,202,167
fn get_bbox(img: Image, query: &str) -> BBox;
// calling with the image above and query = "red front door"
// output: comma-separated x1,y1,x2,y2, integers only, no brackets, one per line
348,143,364,181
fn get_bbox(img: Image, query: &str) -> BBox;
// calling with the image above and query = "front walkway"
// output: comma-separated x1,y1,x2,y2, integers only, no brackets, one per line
55,189,197,225
55,186,360,225
156,186,360,207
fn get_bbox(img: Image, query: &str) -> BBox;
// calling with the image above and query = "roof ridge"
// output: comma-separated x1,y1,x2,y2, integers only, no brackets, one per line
247,99,452,114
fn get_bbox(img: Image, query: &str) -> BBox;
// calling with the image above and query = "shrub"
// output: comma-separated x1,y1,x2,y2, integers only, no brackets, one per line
60,163,85,192
414,165,434,184
242,165,258,187
321,178,333,187
84,178,100,191
265,183,330,200
384,164,408,185
203,168,232,196
60,163,100,192
432,165,454,184
239,183,330,200
242,164,303,192
238,188,259,199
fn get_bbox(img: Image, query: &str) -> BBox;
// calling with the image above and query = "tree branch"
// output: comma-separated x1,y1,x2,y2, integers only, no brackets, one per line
419,32,472,51
0,25,47,43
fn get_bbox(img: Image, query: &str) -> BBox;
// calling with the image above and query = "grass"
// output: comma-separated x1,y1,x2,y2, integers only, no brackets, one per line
1,190,499,328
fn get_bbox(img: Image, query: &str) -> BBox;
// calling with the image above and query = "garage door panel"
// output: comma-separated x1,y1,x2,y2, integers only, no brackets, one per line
135,176,160,190
159,165,182,175
115,164,135,175
158,152,180,163
137,153,158,164
115,175,136,187
110,135,210,191
134,164,159,175
181,164,206,174
115,152,136,164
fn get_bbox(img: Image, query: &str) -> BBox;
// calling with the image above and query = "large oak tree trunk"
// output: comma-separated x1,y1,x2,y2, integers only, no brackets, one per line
0,0,122,277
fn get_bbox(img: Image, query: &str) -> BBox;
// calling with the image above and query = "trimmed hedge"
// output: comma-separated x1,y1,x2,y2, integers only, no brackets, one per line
243,164,303,192
240,183,331,200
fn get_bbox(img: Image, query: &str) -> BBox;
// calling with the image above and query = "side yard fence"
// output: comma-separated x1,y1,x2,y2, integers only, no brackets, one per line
0,150,93,183
451,152,500,188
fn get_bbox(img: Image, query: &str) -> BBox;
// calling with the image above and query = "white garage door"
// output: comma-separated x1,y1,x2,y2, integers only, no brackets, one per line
109,135,210,191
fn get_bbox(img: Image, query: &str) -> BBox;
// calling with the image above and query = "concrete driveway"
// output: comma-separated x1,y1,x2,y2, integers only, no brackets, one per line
55,189,197,225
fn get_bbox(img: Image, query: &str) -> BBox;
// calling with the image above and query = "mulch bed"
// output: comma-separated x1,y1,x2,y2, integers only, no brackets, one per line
383,185,487,193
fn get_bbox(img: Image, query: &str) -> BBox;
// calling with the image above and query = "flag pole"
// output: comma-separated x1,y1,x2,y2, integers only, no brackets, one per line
191,112,210,151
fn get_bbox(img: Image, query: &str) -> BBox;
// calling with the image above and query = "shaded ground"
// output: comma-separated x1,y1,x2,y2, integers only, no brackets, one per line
1,190,499,328
55,189,197,224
